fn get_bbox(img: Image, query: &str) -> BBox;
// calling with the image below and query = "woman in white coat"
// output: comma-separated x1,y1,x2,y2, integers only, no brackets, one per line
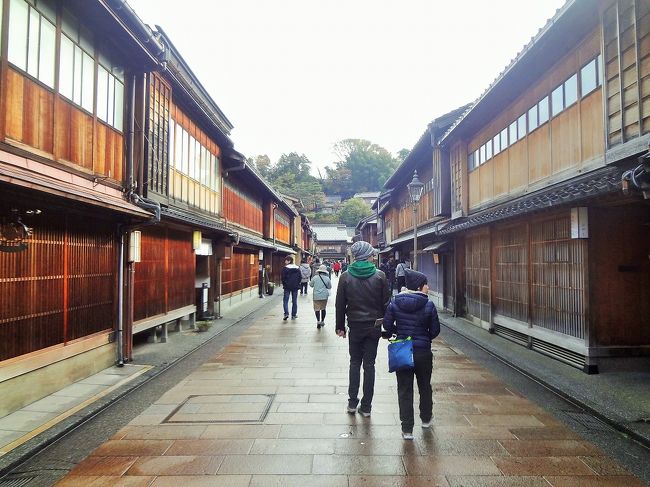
309,264,332,329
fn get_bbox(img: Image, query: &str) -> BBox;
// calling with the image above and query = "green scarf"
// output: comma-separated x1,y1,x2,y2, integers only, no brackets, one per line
348,261,377,279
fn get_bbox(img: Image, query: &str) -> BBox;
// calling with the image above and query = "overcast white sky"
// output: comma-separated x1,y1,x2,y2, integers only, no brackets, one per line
128,0,566,176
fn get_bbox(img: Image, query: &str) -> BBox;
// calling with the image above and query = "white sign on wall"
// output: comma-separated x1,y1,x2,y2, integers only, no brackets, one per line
570,207,589,239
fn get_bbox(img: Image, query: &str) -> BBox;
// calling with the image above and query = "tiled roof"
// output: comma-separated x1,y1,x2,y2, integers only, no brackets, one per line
438,167,621,235
312,224,353,242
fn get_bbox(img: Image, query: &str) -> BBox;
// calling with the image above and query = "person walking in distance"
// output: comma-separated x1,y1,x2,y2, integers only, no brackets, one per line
281,256,302,321
309,264,332,328
335,241,391,417
395,259,409,292
333,260,341,277
299,258,312,295
383,269,440,440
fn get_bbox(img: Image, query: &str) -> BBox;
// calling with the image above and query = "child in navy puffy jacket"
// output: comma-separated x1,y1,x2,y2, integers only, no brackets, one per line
383,269,440,440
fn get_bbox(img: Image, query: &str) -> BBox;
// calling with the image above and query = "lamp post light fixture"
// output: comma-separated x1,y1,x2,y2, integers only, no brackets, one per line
407,170,425,271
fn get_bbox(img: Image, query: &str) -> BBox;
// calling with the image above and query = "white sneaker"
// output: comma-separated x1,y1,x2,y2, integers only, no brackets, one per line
346,406,357,414
402,431,414,440
421,420,432,428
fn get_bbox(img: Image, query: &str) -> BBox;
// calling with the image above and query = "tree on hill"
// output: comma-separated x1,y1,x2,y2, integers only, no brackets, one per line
338,198,373,227
249,152,325,211
325,139,400,198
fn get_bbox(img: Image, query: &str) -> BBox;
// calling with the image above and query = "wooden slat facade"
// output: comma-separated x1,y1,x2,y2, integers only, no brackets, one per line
223,181,263,234
603,0,650,146
466,29,604,211
0,211,115,361
274,209,290,245
133,227,194,322
221,249,258,295
4,68,124,180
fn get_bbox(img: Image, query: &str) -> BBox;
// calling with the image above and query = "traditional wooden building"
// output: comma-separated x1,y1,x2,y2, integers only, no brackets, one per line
312,224,353,261
439,0,648,373
0,0,162,416
354,214,378,247
376,106,469,308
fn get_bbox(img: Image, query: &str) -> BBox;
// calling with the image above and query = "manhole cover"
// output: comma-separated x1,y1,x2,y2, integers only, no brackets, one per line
0,478,36,487
163,394,274,424
563,411,615,432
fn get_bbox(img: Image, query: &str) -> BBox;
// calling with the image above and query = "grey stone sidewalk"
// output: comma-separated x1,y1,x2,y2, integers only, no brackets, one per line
54,277,648,486
439,311,650,447
0,293,276,477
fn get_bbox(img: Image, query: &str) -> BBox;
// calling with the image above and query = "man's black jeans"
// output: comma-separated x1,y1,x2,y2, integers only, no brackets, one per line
348,325,381,412
395,348,433,433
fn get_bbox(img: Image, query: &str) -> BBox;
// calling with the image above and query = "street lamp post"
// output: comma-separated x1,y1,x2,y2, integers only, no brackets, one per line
407,170,425,271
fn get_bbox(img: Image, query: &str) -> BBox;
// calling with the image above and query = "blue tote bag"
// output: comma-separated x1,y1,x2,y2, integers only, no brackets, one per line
387,336,414,373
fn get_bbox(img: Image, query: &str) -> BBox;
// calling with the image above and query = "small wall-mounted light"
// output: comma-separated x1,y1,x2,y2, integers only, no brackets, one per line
128,231,141,263
259,249,264,261
193,230,202,250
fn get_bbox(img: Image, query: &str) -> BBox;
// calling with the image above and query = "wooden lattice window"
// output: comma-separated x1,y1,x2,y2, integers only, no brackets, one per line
146,73,171,195
603,0,650,146
494,224,529,323
465,231,490,323
530,216,587,338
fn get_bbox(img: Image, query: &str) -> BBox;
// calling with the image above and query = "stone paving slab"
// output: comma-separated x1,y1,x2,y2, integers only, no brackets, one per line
55,280,646,486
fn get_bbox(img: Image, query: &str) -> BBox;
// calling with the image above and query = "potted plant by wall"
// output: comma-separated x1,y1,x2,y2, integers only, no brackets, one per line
197,321,211,332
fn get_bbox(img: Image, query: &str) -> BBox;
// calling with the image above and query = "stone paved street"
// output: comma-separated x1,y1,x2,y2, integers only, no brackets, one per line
55,279,647,486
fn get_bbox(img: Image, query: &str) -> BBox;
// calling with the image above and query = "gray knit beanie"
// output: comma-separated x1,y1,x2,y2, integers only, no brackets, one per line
350,241,376,261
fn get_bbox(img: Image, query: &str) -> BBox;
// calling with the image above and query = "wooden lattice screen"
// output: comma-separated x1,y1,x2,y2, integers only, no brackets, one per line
530,216,587,338
465,231,490,323
493,223,529,323
0,214,115,361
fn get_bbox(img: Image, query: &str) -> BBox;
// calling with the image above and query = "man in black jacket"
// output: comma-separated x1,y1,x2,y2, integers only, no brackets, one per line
336,241,390,417
281,256,302,321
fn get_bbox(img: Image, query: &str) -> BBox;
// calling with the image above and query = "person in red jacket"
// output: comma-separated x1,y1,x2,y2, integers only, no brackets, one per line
333,260,341,277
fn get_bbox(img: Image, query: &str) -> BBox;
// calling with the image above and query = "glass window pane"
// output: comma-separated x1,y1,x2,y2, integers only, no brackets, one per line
96,65,108,122
175,123,183,169
182,129,189,174
564,74,578,106
597,54,602,86
168,120,175,165
509,121,518,144
551,85,564,116
538,96,549,124
517,114,527,139
467,152,473,170
81,51,94,112
500,128,508,150
188,136,196,179
114,80,124,131
485,140,492,160
73,45,83,105
107,74,115,126
581,59,597,96
79,25,93,53
36,0,56,23
27,8,39,78
528,105,538,131
61,8,77,39
38,18,55,88
479,144,485,164
8,0,29,70
493,134,500,154
59,36,74,99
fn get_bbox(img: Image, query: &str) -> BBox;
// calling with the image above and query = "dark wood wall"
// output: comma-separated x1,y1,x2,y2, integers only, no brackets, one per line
223,183,263,234
221,250,258,295
590,205,650,345
0,211,115,361
133,226,194,322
